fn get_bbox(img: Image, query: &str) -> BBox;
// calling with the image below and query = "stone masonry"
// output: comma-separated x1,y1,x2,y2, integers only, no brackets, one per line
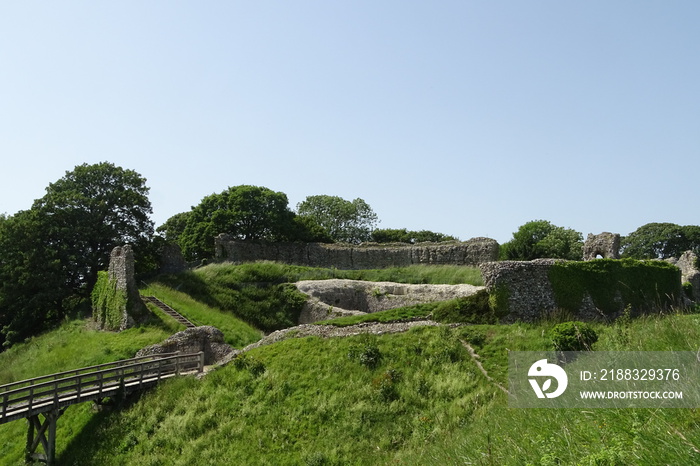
106,245,148,330
582,232,621,260
214,236,499,269
583,231,620,261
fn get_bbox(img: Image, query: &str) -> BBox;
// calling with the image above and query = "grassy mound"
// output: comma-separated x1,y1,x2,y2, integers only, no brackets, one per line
2,311,699,464
151,262,484,332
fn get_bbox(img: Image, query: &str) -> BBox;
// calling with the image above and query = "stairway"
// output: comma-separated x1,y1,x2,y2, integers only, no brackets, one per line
142,296,197,328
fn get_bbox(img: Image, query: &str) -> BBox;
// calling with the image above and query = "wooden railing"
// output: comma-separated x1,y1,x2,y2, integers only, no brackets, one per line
0,352,204,426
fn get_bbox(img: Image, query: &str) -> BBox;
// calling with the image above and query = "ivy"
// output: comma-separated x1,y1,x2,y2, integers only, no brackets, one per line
548,259,681,316
91,271,127,330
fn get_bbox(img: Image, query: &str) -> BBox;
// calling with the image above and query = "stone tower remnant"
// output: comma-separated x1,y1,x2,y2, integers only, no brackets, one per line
582,232,620,260
101,244,148,330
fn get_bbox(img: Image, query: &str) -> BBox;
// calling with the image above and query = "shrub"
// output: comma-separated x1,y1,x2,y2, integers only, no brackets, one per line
348,338,382,369
432,290,502,324
550,321,598,351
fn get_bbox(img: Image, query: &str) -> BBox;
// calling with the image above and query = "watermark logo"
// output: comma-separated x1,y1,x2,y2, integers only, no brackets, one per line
528,359,568,398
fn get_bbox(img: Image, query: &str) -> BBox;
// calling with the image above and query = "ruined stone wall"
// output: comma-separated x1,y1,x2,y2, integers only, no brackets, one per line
480,259,682,323
214,236,499,269
673,251,700,301
95,245,148,330
582,232,620,260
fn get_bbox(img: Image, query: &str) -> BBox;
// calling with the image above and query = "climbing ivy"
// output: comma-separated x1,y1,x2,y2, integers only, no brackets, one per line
91,271,127,330
548,259,681,316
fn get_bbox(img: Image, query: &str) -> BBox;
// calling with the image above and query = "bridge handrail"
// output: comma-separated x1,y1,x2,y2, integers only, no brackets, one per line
1,352,204,422
0,352,182,394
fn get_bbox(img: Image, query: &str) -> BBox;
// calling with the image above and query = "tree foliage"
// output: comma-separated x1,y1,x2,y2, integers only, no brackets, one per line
297,195,378,244
174,185,330,261
500,220,583,261
621,223,700,259
371,228,457,244
0,162,153,347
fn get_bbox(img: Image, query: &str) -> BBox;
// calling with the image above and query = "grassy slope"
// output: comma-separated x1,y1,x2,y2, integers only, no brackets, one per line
2,264,699,465
140,283,262,348
0,318,176,464
0,313,694,465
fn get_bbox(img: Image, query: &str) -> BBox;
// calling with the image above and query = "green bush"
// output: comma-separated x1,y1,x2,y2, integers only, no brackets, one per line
550,321,598,351
432,289,503,324
348,338,382,369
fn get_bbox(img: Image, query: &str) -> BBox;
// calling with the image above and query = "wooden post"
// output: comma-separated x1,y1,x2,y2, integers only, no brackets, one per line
25,409,63,465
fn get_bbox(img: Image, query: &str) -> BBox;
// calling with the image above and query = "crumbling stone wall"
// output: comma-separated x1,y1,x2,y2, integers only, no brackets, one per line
480,259,681,322
214,236,499,269
159,242,187,274
136,326,233,365
582,232,620,260
295,279,484,324
94,245,148,331
674,251,700,301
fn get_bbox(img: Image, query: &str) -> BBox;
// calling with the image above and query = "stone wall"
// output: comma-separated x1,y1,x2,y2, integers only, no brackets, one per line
480,259,682,323
582,232,620,260
214,236,499,269
295,279,484,324
672,251,700,301
97,245,148,330
136,326,233,365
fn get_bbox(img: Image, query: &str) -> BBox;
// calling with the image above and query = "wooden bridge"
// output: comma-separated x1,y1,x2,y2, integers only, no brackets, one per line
0,351,204,465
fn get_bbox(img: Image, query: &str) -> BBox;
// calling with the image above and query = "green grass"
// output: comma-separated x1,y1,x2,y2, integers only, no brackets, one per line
193,261,483,286
0,318,175,464
3,263,699,465
151,262,483,332
139,283,262,348
1,311,697,465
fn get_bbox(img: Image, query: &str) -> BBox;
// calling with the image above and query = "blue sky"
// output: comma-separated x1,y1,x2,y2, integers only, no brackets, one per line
1,1,699,244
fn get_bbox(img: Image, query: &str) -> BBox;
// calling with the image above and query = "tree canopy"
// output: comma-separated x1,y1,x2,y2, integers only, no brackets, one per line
296,195,378,244
0,162,153,347
371,228,458,244
621,223,700,259
172,185,330,261
500,220,583,261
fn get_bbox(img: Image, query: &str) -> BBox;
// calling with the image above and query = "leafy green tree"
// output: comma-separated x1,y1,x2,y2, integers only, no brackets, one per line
501,220,583,260
179,185,307,261
621,223,700,259
371,228,458,243
156,211,192,243
296,195,378,244
0,162,153,347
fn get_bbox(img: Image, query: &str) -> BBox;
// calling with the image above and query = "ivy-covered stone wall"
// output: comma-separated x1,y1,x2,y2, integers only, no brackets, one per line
480,258,682,322
92,245,148,330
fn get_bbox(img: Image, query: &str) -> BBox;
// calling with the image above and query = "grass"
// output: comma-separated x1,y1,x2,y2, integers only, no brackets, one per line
0,318,175,464
139,283,262,348
1,310,698,465
3,264,699,465
152,262,483,333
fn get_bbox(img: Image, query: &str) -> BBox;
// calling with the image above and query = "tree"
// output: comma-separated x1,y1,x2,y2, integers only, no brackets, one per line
296,195,378,244
156,211,192,243
179,186,298,261
500,220,583,261
0,162,154,347
371,228,458,243
621,223,700,259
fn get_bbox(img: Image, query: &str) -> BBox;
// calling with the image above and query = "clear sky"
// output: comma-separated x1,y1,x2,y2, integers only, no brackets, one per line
1,1,699,244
